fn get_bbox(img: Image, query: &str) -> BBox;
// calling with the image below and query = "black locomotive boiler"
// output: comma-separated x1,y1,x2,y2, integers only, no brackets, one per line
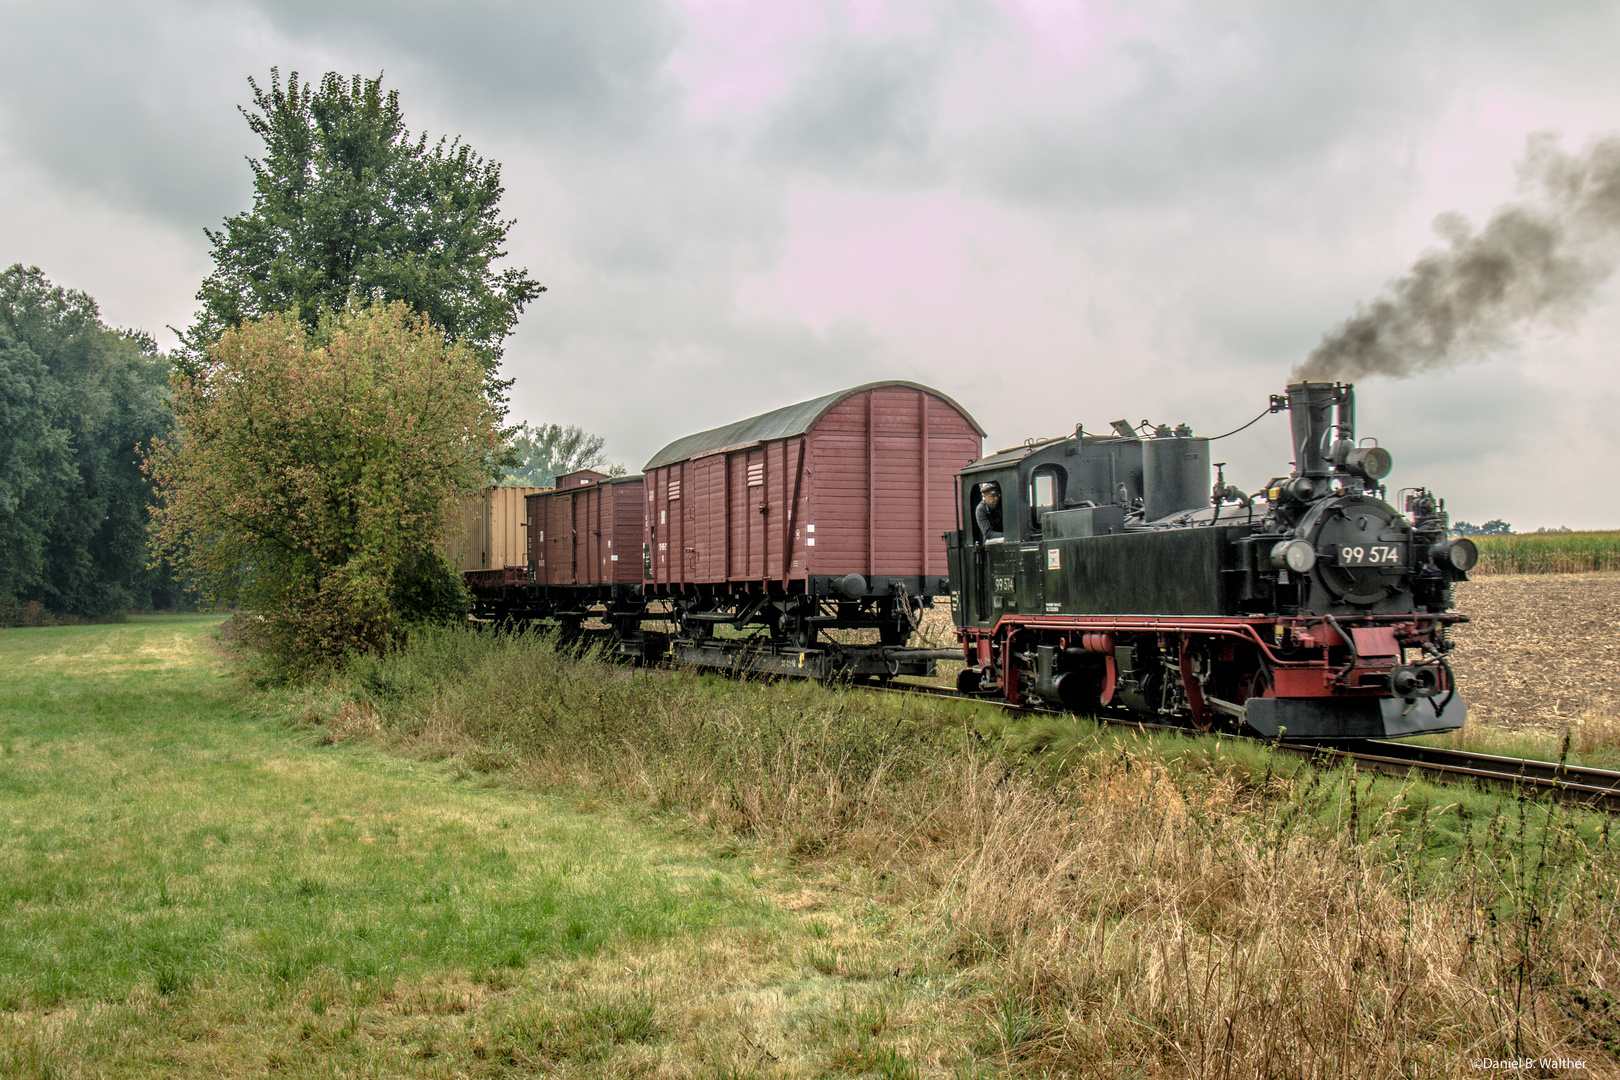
946,381,1477,740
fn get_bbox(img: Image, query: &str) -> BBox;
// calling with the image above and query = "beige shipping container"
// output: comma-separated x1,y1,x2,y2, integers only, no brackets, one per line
451,485,547,573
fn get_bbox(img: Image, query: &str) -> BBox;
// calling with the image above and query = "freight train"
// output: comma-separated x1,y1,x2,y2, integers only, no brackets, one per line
459,379,1472,741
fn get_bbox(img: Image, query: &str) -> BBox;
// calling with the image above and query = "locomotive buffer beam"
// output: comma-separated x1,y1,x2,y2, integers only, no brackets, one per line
1145,686,1462,741
1242,693,1466,741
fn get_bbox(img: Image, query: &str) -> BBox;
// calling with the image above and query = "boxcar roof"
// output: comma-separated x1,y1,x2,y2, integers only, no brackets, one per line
643,380,983,470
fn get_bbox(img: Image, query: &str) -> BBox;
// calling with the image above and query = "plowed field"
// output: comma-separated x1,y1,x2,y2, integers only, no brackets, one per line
1449,571,1620,731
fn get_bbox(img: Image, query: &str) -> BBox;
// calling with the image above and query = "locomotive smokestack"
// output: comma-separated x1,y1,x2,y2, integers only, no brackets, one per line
1294,131,1620,382
1286,382,1353,480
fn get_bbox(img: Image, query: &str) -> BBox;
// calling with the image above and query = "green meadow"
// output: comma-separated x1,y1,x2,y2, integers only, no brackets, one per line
6,617,1619,1077
0,617,771,1076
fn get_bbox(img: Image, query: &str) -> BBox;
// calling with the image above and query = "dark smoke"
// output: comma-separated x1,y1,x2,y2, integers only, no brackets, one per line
1295,132,1620,381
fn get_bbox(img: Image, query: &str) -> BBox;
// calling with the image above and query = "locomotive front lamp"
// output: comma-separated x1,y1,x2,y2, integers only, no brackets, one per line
1433,537,1479,572
1270,539,1317,573
1344,446,1393,481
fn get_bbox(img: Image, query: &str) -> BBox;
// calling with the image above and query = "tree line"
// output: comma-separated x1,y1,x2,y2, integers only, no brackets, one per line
2,70,614,664
0,267,177,623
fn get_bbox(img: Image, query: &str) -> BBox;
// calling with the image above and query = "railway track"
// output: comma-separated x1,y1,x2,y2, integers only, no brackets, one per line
639,636,1620,814
1290,739,1620,813
863,676,1620,813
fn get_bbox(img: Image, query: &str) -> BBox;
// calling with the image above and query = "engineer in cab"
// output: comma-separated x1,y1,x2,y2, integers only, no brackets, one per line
975,482,1004,542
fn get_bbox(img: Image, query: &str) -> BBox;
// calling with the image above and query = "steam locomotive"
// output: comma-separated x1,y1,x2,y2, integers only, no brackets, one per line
946,381,1473,739
465,380,1472,741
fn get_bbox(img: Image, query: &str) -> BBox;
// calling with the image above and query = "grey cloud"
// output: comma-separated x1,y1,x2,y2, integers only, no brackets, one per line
0,0,684,236
251,0,682,140
754,36,944,181
954,4,1451,209
500,277,894,469
0,3,259,228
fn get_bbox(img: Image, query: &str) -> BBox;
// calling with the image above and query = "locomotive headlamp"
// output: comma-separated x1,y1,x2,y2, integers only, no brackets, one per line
1344,446,1393,481
1270,539,1317,573
1432,537,1479,572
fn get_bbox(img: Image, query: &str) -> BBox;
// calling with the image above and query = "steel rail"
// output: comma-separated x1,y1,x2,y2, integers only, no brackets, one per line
865,678,1620,813
1284,740,1620,813
622,629,1620,815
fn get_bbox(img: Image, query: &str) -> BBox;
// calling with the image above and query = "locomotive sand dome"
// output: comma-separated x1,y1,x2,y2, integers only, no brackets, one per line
948,381,1472,741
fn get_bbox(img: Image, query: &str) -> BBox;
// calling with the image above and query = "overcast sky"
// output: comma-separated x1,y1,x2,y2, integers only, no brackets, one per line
3,1,1618,528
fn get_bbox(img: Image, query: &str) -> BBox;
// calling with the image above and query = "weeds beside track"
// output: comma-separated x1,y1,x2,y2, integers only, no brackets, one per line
865,675,1620,814
299,627,1620,1075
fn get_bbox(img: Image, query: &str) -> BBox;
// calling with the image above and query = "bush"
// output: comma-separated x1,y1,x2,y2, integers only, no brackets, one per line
145,304,499,674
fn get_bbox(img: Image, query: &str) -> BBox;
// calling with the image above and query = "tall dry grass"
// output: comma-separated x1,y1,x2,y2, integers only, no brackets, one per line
943,756,1619,1075
311,629,1620,1075
1473,531,1620,575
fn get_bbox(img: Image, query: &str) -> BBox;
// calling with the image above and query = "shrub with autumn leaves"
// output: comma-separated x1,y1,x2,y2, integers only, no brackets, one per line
145,303,502,674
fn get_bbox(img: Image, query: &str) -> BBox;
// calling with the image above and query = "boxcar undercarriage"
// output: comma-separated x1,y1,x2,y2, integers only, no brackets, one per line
465,576,958,682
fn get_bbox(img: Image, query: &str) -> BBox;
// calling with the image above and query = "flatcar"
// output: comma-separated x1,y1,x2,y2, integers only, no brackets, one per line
946,381,1473,740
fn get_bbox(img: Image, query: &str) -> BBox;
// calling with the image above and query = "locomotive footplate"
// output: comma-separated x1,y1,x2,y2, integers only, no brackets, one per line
667,640,939,679
1244,693,1467,741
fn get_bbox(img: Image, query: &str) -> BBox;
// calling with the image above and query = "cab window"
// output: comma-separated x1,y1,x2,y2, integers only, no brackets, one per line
1029,466,1064,531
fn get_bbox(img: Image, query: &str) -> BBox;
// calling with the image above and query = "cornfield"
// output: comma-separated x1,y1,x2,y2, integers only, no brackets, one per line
1471,530,1620,575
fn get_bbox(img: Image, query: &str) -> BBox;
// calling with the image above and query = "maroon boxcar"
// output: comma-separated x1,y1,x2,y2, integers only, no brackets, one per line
527,471,645,588
643,381,982,644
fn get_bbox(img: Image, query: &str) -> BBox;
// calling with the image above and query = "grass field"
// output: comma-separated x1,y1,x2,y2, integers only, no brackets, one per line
7,618,1620,1076
311,628,1620,1076
0,617,794,1077
1473,530,1620,574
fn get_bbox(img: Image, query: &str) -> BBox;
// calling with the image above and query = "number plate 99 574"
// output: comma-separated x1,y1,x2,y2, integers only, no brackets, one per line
1338,544,1405,566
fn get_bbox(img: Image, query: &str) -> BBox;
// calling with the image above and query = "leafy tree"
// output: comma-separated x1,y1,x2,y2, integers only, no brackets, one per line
1452,519,1513,536
181,70,543,394
502,423,625,487
0,265,175,622
146,303,501,673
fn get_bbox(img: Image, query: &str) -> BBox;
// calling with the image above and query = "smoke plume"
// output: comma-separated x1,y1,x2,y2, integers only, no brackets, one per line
1295,132,1620,381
